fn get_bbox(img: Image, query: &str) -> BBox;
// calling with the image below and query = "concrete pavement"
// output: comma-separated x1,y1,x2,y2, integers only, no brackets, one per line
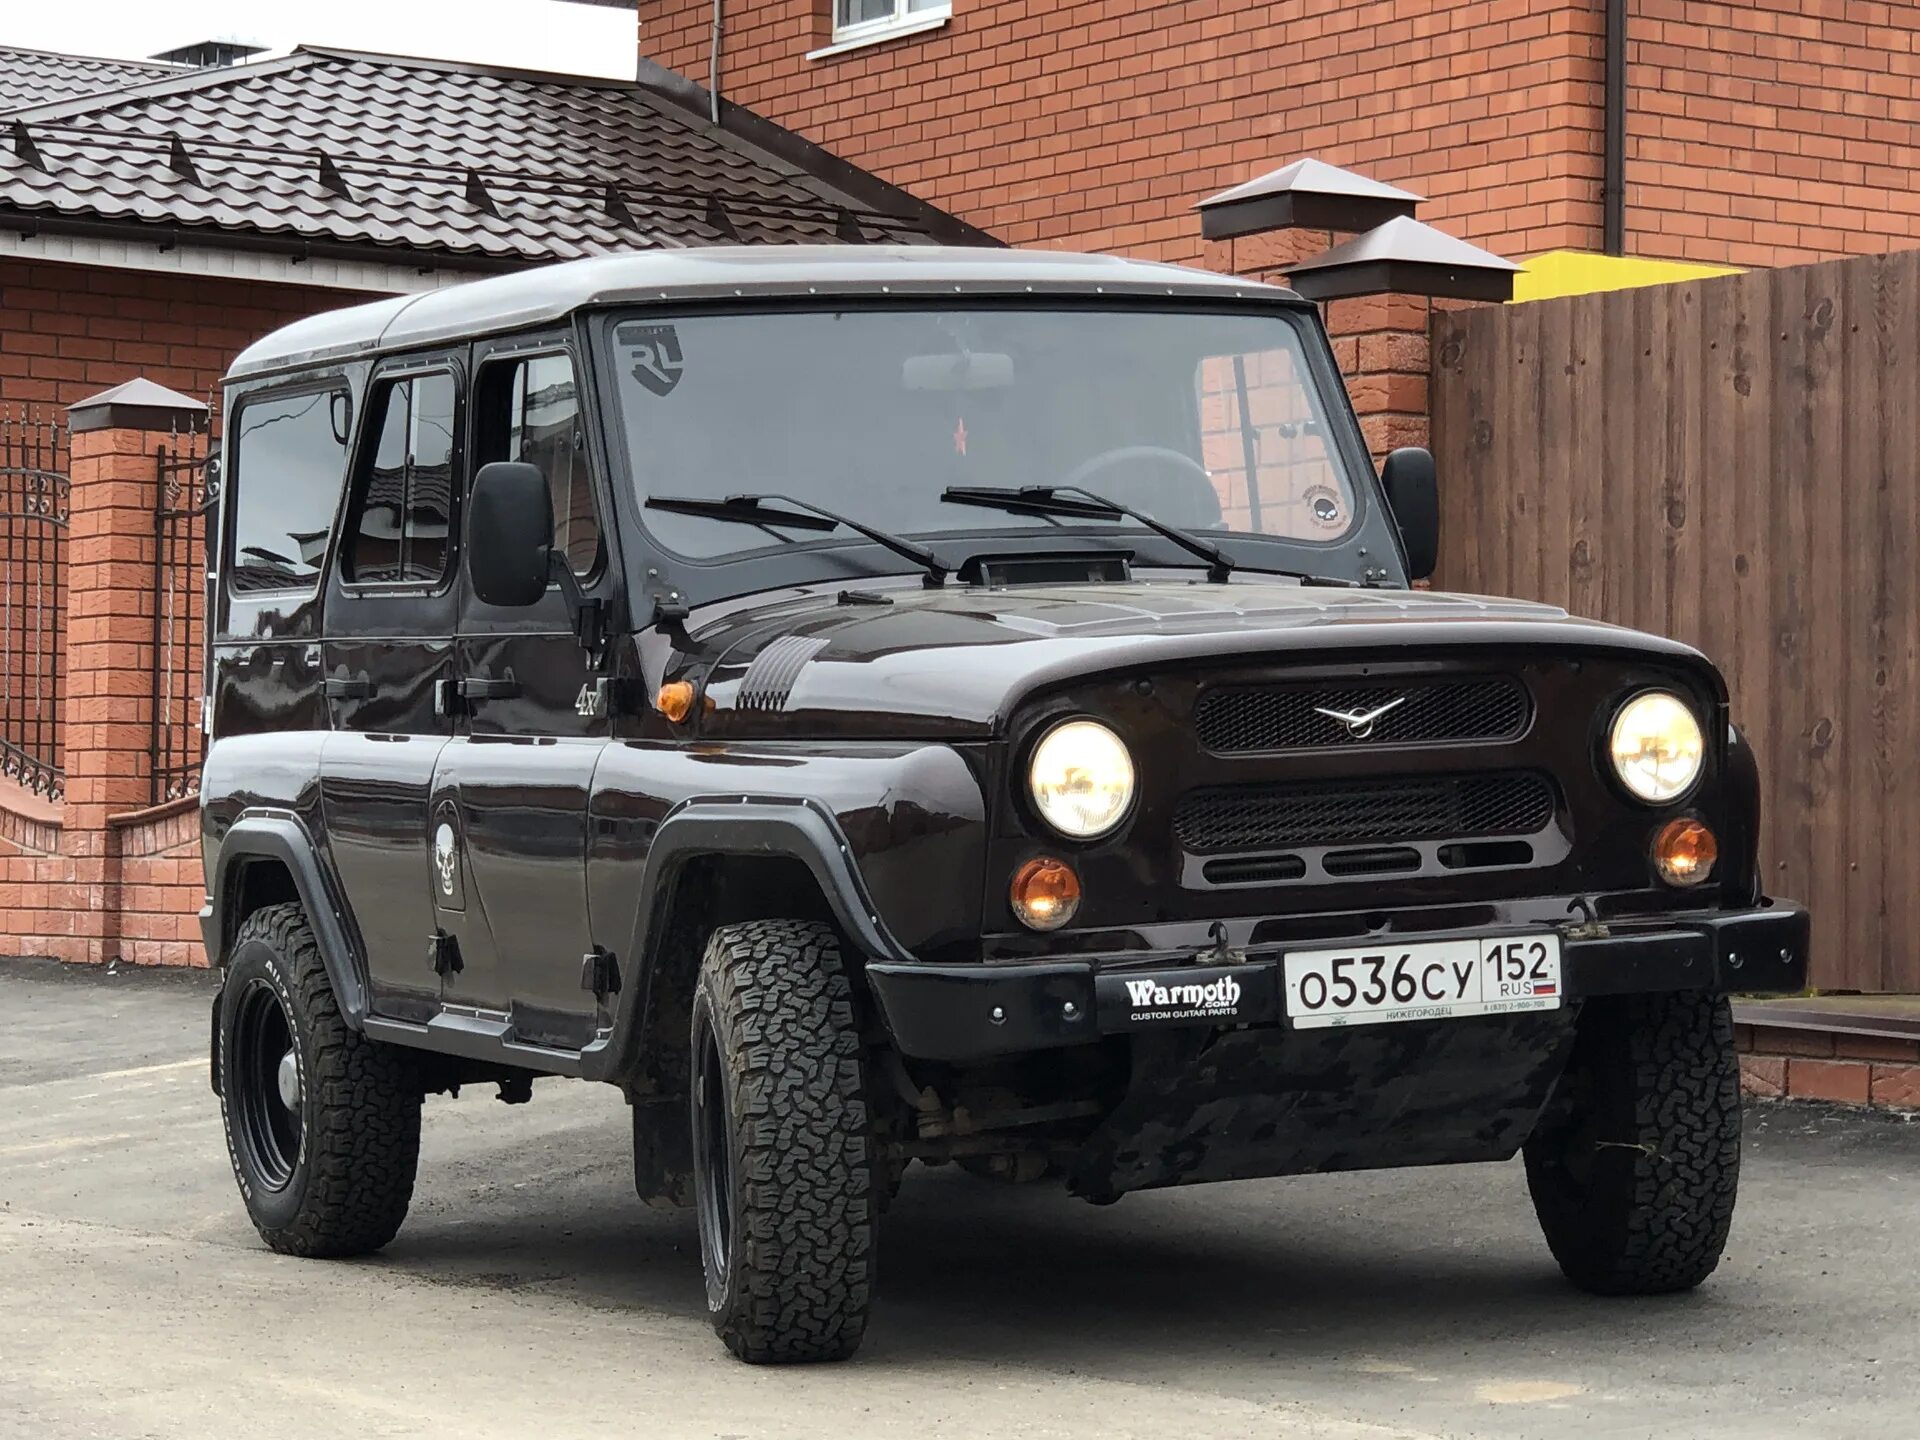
2,956,1916,1439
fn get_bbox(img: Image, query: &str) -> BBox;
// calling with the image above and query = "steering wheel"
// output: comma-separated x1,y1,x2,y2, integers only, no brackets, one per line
1057,445,1221,528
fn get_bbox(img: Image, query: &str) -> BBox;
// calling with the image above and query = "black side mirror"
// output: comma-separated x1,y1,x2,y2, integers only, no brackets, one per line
468,461,553,607
1380,446,1439,582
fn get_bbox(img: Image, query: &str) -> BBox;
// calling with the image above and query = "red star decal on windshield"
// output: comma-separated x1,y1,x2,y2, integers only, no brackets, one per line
953,417,968,456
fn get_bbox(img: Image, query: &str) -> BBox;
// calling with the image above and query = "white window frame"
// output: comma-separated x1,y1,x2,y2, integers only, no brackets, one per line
808,0,951,60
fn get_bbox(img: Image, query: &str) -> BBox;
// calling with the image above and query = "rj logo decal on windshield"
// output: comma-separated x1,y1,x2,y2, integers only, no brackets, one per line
622,324,685,396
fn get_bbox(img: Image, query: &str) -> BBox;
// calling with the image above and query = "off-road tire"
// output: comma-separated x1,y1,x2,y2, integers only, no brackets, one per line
1524,990,1741,1295
690,919,875,1364
218,902,422,1257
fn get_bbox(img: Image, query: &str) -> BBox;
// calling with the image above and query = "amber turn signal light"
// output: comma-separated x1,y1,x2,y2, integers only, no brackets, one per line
656,680,697,724
1652,817,1717,887
1010,857,1081,931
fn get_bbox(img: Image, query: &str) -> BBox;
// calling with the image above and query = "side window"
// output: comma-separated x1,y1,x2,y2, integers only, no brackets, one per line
344,371,456,585
475,352,603,577
833,0,948,44
227,387,351,594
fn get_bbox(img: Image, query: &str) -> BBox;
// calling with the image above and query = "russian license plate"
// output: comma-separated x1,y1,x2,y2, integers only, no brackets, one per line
1283,934,1561,1029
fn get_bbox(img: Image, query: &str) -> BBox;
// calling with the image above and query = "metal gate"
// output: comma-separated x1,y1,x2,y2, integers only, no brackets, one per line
0,410,68,800
150,432,218,805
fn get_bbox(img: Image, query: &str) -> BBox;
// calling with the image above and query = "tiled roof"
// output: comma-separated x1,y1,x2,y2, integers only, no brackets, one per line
0,47,981,266
0,45,183,112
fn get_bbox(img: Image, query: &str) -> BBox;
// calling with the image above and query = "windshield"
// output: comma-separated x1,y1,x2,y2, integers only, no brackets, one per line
608,306,1360,564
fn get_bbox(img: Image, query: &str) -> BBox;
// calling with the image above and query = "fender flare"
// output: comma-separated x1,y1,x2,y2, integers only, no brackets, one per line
580,796,912,1083
206,813,370,1029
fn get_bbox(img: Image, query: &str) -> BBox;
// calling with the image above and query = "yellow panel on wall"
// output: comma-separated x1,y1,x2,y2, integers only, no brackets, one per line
1511,250,1745,303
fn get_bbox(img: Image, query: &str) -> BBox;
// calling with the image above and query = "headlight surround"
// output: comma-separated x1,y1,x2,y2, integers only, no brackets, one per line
1028,719,1135,839
1607,690,1705,803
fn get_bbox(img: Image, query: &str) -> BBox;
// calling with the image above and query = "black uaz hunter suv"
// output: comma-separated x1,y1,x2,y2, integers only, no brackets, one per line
201,246,1808,1364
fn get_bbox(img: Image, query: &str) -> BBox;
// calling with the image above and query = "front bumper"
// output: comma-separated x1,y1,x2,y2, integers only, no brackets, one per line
866,899,1809,1062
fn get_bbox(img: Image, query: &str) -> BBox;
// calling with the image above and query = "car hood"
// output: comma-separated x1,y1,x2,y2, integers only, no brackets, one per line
676,579,1716,740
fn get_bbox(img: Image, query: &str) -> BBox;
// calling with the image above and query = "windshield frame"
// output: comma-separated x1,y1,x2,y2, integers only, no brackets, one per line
585,295,1409,609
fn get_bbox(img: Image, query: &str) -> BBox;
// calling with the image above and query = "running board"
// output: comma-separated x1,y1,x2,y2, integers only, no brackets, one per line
362,1011,585,1078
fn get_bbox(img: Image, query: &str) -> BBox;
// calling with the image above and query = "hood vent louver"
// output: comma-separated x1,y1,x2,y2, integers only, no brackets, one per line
737,635,830,712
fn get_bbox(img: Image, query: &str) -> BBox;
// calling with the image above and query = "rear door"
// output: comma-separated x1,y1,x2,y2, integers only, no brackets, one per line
433,336,617,1051
318,357,464,1022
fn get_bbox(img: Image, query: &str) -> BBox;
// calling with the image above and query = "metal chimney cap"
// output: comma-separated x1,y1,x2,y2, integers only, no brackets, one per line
1285,216,1520,303
1196,157,1422,241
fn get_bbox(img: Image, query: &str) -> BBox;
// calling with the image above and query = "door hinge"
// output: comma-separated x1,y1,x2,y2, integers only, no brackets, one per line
429,929,463,977
580,946,621,1001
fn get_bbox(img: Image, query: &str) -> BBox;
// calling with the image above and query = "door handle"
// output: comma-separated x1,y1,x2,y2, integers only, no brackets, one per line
457,674,521,702
323,675,373,699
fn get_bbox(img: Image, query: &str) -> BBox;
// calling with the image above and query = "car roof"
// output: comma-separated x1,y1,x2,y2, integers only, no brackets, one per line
226,245,1308,381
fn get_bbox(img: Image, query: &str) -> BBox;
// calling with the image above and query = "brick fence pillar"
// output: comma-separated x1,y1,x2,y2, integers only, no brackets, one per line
56,379,208,961
1325,293,1433,465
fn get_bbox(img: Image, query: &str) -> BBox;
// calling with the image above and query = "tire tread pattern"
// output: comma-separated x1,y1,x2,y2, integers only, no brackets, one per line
221,902,422,1258
1525,990,1740,1295
701,919,874,1363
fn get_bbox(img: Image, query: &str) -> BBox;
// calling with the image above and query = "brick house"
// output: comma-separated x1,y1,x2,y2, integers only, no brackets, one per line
637,0,1920,271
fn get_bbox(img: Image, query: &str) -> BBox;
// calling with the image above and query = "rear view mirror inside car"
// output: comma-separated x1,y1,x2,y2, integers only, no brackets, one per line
901,351,1014,391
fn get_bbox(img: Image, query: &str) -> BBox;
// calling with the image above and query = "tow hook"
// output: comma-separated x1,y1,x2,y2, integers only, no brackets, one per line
1563,895,1611,942
1196,920,1244,967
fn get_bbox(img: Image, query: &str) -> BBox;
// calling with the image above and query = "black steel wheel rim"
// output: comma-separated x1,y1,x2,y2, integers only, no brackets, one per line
232,979,301,1191
692,1020,734,1281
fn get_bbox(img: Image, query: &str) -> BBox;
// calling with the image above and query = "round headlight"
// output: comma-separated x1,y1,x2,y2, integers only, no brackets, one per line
1608,691,1705,803
1029,720,1135,839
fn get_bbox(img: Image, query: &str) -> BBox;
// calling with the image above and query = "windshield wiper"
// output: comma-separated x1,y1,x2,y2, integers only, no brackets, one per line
646,493,951,586
943,484,1239,583
941,485,1359,588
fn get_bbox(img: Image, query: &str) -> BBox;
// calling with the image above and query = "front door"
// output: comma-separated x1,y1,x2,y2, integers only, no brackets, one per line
435,339,617,1052
318,358,465,1022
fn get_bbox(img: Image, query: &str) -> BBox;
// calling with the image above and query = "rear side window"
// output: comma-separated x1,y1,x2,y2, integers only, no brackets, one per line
344,371,457,585
474,352,603,577
227,387,351,594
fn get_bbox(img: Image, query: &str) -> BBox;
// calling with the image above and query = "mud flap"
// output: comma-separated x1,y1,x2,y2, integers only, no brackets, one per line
1066,1009,1579,1200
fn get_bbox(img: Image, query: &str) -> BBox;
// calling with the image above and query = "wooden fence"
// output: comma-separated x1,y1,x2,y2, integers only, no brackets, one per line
1430,249,1920,994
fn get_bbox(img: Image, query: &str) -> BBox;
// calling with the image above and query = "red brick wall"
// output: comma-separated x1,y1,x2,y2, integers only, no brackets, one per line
645,0,1920,271
0,791,203,967
1739,1024,1920,1112
113,802,205,967
1626,0,1920,268
646,0,1609,264
0,258,363,410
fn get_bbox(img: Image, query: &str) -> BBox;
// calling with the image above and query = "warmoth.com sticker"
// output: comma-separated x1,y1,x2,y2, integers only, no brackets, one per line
1093,964,1277,1031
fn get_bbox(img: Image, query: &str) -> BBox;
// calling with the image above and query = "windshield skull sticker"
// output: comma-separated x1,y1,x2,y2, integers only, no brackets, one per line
622,323,685,397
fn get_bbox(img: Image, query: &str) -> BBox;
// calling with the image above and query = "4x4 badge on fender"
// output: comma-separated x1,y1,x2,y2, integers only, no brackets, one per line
1312,695,1407,739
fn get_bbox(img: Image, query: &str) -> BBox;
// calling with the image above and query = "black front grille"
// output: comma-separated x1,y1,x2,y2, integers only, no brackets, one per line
1194,677,1528,752
1173,772,1556,855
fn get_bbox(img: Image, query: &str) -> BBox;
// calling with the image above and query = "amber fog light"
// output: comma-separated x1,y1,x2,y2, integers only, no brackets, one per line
1653,817,1717,887
1010,857,1081,931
